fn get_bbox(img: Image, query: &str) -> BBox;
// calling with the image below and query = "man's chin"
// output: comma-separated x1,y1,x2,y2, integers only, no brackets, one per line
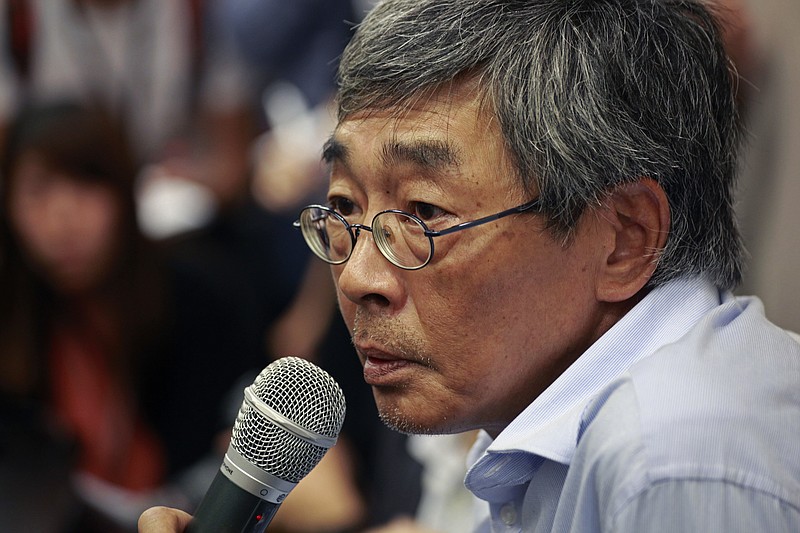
378,411,429,435
375,400,461,436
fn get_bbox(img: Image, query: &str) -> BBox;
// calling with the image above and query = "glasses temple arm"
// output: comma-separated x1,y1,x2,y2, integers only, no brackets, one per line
427,198,541,237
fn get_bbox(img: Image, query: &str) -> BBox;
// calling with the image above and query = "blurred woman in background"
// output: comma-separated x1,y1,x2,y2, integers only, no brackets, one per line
0,102,266,532
0,101,172,531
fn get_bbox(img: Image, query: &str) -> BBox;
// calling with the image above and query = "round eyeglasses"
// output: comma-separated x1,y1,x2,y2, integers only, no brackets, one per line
293,198,541,270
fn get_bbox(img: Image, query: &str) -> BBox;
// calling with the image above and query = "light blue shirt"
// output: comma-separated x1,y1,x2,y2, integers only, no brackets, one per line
465,276,800,532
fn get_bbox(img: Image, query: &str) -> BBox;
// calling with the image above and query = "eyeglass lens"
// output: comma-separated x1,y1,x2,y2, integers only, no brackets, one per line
373,212,431,268
301,207,348,264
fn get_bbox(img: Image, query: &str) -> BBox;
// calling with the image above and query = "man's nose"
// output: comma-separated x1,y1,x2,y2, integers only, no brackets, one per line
334,228,404,311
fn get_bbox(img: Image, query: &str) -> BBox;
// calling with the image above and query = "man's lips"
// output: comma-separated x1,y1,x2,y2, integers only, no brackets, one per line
357,345,415,384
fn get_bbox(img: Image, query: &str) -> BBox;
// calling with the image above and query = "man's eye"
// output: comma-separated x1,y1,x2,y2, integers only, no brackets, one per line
412,202,446,222
328,197,357,217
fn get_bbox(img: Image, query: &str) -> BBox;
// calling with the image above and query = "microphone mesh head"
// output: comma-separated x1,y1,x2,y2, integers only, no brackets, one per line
230,356,346,483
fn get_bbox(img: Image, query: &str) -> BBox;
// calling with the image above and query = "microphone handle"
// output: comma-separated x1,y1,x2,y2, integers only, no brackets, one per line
186,469,280,533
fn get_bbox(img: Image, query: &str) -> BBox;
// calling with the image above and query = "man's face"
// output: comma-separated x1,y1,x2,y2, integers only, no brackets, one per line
327,83,611,437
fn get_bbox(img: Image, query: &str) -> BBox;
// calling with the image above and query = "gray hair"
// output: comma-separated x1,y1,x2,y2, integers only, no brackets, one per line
336,0,744,290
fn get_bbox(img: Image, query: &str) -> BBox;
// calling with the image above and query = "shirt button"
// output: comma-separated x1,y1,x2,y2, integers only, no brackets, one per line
500,503,517,526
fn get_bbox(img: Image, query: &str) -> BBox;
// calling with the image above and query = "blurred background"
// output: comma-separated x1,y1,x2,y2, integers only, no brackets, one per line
0,0,796,532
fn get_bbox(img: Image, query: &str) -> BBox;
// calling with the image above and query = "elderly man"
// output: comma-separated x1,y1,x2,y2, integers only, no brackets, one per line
141,0,800,531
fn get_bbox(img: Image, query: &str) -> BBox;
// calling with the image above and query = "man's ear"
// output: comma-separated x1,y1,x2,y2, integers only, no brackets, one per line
595,178,670,303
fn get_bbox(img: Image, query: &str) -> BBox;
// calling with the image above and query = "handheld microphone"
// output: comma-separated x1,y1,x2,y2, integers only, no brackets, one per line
186,356,346,533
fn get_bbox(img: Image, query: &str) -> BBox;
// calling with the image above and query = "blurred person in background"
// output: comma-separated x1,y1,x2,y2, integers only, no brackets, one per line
0,101,264,532
0,101,169,532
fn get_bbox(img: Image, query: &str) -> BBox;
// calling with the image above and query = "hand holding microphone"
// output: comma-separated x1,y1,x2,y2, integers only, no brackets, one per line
140,356,346,533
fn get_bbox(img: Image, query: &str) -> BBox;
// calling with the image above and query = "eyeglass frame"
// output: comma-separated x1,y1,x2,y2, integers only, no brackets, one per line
293,197,542,270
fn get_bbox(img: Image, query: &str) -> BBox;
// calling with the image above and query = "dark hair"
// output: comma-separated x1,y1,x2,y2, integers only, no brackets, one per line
336,0,744,290
2,101,139,232
0,102,166,397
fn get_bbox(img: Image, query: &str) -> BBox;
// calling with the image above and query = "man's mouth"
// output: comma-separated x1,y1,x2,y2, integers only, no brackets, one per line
357,345,416,385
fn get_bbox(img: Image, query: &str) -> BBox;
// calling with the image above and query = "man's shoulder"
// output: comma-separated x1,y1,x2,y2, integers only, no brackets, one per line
574,298,800,514
623,294,800,426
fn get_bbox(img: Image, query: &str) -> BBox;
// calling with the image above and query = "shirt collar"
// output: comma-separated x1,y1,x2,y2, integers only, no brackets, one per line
466,276,722,493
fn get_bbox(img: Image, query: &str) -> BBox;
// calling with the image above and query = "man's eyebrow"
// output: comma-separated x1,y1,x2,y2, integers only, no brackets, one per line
321,135,462,174
322,137,349,164
380,139,461,171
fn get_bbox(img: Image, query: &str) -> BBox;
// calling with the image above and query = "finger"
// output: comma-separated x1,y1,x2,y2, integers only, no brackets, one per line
138,506,193,533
